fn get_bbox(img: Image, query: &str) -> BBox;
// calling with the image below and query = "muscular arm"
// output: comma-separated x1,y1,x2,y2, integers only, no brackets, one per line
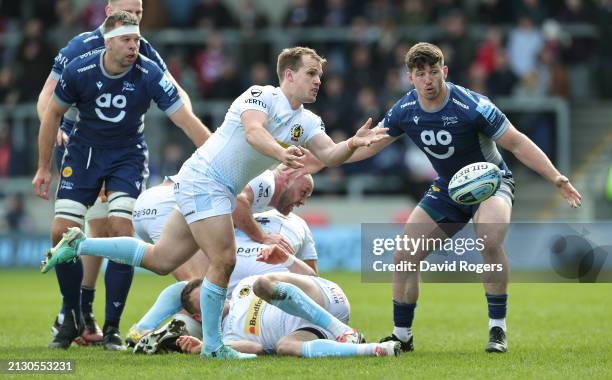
233,186,268,243
496,123,562,183
36,75,58,122
33,98,70,199
345,134,399,163
168,105,211,147
496,122,581,207
242,110,303,169
305,118,389,166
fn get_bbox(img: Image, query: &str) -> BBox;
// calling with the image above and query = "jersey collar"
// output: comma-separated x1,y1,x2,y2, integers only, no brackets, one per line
417,82,451,114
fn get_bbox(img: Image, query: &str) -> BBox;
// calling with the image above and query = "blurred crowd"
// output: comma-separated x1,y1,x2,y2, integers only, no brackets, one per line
0,0,610,200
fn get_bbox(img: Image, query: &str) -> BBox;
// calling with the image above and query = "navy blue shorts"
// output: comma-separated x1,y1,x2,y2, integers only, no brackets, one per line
56,139,148,206
417,176,515,233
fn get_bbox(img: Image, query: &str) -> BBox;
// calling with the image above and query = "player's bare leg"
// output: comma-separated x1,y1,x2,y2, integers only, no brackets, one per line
172,250,209,281
181,214,254,359
382,206,448,352
276,330,401,357
253,273,362,343
473,195,512,353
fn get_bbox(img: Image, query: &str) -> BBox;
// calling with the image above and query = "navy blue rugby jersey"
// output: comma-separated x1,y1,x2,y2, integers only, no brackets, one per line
383,82,512,185
54,50,182,148
50,26,168,134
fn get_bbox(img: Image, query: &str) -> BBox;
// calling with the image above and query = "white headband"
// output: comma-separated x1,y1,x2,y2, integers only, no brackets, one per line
104,25,140,40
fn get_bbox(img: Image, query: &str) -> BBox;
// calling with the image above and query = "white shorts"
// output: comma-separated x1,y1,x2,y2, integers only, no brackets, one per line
85,197,108,221
312,277,350,325
132,185,176,244
173,167,236,225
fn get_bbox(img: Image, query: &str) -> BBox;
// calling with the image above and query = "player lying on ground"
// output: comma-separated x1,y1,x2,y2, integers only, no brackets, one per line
161,274,401,358
127,208,318,347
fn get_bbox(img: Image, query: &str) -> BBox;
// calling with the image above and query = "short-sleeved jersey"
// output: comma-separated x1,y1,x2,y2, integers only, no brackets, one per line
383,82,512,185
54,51,182,148
181,85,326,194
223,276,325,353
246,170,275,213
229,209,317,294
50,26,168,134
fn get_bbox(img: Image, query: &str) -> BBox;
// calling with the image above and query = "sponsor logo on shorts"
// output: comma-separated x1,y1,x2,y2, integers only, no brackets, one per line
133,208,157,218
327,285,347,305
245,296,266,336
59,180,74,190
62,166,73,178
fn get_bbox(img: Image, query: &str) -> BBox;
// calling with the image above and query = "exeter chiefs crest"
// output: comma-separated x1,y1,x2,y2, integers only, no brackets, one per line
238,285,251,298
290,124,303,142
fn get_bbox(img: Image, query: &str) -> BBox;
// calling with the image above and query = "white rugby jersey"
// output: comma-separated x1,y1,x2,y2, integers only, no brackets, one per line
246,169,275,213
182,85,326,194
222,276,313,353
228,209,317,294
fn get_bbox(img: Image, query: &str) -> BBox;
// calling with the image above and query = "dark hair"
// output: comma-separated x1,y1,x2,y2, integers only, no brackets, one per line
405,42,445,71
277,46,326,83
103,10,138,34
181,278,203,315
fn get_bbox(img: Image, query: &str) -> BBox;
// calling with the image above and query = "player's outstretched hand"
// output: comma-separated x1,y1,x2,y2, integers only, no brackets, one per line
176,335,202,354
281,145,304,169
256,244,295,265
32,168,52,200
350,118,389,148
555,175,582,208
296,146,325,174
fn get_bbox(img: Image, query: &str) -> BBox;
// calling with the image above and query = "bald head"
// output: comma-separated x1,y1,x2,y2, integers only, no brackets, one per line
272,167,314,215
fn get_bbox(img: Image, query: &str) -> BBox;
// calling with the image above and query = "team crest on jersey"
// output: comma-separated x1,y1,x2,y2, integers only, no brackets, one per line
62,166,73,178
290,124,303,142
250,88,262,97
238,285,251,298
441,115,458,127
122,81,135,92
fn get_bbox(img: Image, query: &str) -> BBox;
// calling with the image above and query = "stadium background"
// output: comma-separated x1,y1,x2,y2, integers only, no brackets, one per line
1,0,612,269
0,1,610,377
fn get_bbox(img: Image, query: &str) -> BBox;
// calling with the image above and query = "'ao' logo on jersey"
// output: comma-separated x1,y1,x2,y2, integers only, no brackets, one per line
420,129,454,159
95,93,126,123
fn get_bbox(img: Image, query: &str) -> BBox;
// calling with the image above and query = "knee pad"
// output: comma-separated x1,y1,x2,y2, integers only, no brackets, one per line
108,192,136,219
173,314,202,340
85,197,109,221
54,199,88,225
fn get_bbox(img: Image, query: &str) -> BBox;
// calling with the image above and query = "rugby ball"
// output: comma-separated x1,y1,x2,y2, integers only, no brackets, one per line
448,162,502,205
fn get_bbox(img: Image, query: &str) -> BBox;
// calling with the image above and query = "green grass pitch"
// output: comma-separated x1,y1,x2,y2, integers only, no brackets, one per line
0,270,610,379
